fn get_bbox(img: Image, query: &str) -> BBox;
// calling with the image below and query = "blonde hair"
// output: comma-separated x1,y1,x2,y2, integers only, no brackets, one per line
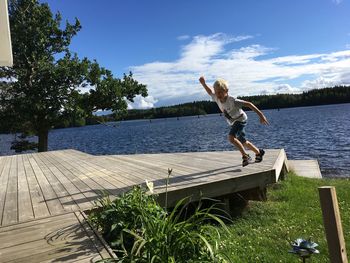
213,79,228,92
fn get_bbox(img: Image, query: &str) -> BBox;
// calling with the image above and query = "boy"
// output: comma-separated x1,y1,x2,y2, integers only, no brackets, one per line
199,76,269,167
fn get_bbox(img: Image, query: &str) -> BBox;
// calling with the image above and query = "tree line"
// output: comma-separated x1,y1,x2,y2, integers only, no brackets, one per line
118,85,350,121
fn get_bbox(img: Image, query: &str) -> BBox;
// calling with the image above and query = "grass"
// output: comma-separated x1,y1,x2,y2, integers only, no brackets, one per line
218,172,350,262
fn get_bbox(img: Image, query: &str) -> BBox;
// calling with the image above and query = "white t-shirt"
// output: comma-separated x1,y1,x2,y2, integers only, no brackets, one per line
211,93,247,125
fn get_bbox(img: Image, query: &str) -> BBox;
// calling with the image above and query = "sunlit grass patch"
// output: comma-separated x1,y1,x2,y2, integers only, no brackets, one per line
219,173,350,262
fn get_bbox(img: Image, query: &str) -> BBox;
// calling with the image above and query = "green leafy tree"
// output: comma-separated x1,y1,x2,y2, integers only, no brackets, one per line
0,0,147,152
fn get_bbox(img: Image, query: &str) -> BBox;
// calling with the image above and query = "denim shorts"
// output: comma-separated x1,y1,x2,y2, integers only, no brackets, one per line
229,121,247,143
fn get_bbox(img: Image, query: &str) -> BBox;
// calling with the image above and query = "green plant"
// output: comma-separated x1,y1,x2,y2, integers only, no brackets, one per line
88,186,164,251
121,196,231,262
89,186,232,262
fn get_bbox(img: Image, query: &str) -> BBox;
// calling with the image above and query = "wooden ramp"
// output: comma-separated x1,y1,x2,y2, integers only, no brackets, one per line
288,160,322,178
0,149,288,262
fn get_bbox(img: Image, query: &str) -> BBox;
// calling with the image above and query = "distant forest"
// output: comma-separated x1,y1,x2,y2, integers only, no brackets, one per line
1,86,349,133
117,85,350,121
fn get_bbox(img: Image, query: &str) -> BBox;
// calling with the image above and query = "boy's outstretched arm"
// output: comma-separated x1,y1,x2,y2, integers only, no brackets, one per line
242,101,269,125
199,76,213,95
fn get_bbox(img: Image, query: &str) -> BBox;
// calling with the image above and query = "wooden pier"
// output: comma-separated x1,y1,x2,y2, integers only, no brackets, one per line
288,160,322,178
0,149,289,262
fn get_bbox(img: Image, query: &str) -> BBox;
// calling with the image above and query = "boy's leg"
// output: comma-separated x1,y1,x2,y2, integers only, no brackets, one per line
228,135,252,167
243,140,259,155
229,122,253,167
228,135,247,156
243,140,265,163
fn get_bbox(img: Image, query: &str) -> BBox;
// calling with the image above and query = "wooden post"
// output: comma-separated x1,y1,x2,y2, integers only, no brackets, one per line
318,186,348,263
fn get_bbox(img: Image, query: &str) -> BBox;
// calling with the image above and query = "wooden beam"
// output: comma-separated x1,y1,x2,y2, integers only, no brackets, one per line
156,170,275,207
0,0,13,66
318,186,348,263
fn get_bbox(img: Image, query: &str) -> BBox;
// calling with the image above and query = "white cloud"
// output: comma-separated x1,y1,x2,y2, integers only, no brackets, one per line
274,84,302,94
130,33,350,107
128,95,158,109
270,54,323,65
229,44,274,60
301,71,350,91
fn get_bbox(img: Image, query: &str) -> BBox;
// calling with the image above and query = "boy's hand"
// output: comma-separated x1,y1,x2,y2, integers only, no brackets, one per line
199,76,213,95
260,115,269,125
199,76,206,85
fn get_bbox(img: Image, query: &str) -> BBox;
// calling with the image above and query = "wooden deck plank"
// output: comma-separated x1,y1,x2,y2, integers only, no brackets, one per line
0,156,11,225
1,244,103,263
57,151,141,187
178,151,281,177
165,150,276,170
104,155,192,184
126,153,228,176
0,212,75,233
0,213,78,248
116,152,257,189
27,154,65,216
288,160,322,178
99,155,168,179
41,152,99,209
75,211,116,260
0,212,112,263
164,152,244,172
45,151,125,204
123,151,244,175
100,155,210,194
108,154,233,189
97,156,173,184
32,153,80,212
117,153,220,176
22,154,51,221
69,150,225,189
53,151,137,192
0,156,7,174
51,152,126,194
37,153,93,211
2,156,18,225
60,149,94,159
103,155,218,191
48,150,114,193
17,155,35,222
118,151,278,194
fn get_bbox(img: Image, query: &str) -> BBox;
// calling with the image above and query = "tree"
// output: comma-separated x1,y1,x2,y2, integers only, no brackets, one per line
0,0,147,152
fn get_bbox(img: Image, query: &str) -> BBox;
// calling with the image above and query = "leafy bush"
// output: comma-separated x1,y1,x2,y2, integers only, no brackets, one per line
88,186,231,262
88,186,165,252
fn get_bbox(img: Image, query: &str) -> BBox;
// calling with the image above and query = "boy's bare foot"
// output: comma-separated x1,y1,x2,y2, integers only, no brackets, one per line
242,154,252,167
255,149,265,163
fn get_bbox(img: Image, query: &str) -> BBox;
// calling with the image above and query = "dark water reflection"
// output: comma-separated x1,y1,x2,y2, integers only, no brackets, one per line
1,103,349,178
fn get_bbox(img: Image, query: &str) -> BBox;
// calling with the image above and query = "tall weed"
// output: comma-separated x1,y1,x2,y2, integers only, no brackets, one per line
88,186,231,262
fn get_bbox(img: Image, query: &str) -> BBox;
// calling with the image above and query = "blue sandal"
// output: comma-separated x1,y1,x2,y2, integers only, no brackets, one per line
242,154,252,167
255,149,265,163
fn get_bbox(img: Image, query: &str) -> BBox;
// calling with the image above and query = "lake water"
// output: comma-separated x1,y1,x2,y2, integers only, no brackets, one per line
0,103,349,178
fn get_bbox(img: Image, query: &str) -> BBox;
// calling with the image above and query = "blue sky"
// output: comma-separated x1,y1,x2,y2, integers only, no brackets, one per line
44,0,350,108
